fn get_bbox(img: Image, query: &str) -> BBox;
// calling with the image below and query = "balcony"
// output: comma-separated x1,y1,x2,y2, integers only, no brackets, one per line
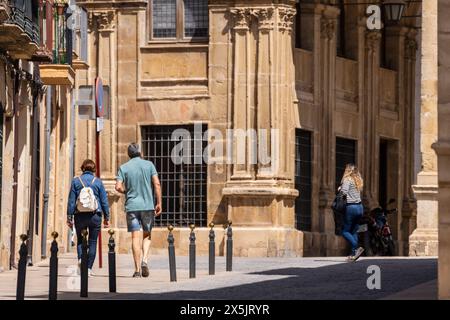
0,0,40,59
0,0,9,24
38,1,75,86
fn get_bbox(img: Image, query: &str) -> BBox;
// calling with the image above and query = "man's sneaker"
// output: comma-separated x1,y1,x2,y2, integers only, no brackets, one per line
88,269,95,277
132,271,141,278
77,260,81,275
353,247,365,261
141,262,149,278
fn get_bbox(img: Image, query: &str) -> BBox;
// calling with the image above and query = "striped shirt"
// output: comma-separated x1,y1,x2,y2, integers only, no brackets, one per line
340,178,362,204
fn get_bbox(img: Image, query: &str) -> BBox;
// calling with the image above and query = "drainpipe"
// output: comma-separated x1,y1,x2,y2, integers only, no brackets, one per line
41,85,51,259
67,87,75,252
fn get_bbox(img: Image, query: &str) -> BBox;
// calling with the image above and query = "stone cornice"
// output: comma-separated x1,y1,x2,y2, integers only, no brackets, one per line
77,0,147,10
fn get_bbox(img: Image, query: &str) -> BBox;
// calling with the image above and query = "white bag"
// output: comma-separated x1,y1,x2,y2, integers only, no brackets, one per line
76,177,99,212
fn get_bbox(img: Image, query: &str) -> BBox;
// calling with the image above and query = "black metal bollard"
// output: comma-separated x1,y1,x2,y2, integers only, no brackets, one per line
189,224,196,279
167,225,177,282
226,221,233,272
49,232,59,300
16,234,28,300
80,229,89,298
108,229,117,293
209,223,215,275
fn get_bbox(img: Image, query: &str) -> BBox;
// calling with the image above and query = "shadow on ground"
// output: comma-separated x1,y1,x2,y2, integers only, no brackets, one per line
27,258,437,300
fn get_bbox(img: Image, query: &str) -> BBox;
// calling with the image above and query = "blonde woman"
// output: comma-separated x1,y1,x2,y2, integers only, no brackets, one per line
339,164,365,261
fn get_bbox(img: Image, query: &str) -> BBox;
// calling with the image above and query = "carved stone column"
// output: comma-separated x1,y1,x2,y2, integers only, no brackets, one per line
410,0,438,256
222,2,300,257
318,7,339,239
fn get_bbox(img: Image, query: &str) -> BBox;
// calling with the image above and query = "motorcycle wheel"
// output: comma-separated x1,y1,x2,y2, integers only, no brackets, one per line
386,240,395,256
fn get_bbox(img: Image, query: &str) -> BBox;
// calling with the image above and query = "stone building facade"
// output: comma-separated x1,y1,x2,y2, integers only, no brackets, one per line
0,0,88,271
437,0,450,301
75,0,422,257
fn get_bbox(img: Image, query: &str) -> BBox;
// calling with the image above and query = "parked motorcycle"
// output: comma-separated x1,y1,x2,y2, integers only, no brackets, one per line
357,199,397,256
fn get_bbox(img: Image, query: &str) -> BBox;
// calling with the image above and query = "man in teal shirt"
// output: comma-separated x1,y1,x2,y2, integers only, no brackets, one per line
115,143,162,278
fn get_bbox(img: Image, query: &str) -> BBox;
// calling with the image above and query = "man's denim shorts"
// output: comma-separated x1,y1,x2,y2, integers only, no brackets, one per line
126,211,155,232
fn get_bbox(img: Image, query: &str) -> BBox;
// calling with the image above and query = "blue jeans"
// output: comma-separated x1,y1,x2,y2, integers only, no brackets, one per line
74,213,101,269
342,203,363,255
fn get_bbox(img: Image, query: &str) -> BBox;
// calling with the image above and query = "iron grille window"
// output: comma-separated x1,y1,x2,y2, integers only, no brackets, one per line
152,0,177,38
335,137,357,191
150,0,208,40
295,129,313,231
184,0,208,38
141,124,208,227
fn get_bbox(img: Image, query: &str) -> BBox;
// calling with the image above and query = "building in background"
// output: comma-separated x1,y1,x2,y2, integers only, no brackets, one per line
74,0,421,257
0,0,89,271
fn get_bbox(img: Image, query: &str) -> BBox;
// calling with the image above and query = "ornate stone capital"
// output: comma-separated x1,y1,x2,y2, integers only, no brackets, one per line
88,11,116,33
320,18,336,40
365,30,382,51
278,7,296,32
229,8,253,30
256,8,275,31
405,37,418,60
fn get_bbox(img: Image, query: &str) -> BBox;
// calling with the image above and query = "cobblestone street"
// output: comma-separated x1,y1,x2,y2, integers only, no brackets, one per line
0,254,437,300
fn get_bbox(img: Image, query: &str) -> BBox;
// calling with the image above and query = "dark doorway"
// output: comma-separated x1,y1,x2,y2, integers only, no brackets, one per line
378,138,399,246
335,137,357,191
379,139,388,210
295,129,312,231
141,124,208,227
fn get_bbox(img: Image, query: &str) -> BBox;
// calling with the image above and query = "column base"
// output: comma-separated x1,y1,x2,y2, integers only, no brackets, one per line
100,227,350,257
409,229,438,256
411,172,439,256
100,227,305,257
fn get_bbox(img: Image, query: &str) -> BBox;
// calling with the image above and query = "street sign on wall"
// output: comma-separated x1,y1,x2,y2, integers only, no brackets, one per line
77,84,110,120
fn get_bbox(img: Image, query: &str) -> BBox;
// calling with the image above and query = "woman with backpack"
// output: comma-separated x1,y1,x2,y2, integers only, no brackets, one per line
338,164,365,262
67,159,110,276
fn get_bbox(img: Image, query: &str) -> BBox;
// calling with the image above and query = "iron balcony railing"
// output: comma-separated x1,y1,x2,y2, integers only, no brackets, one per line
7,0,40,44
52,1,72,65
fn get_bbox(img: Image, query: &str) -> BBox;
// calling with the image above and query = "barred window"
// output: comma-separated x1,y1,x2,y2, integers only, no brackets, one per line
152,0,177,38
150,0,208,41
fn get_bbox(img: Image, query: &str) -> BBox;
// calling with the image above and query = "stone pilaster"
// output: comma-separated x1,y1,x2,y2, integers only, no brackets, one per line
410,0,438,256
319,7,339,234
222,1,300,257
436,0,450,300
363,30,381,211
402,30,418,254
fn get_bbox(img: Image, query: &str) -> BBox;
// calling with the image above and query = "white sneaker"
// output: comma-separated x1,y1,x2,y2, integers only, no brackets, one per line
88,269,95,277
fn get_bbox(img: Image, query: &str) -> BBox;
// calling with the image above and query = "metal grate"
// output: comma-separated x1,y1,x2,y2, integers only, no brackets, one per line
295,129,312,232
184,0,208,38
152,0,177,38
142,124,208,227
335,137,357,191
